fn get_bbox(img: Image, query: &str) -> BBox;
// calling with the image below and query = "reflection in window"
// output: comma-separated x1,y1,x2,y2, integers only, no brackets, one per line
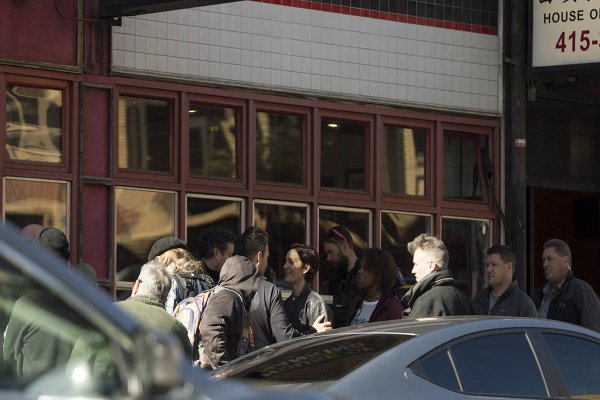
410,348,459,391
4,178,69,234
381,212,432,282
452,333,546,396
542,333,600,397
5,85,63,163
0,254,119,393
383,126,426,196
189,103,237,178
444,133,487,201
116,188,176,282
318,208,370,295
442,217,489,297
321,119,366,191
256,112,303,184
186,195,242,253
254,201,307,285
118,96,170,172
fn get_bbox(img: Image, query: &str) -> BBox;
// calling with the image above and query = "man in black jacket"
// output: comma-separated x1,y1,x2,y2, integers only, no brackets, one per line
535,238,600,332
236,226,331,350
471,245,537,317
401,233,470,318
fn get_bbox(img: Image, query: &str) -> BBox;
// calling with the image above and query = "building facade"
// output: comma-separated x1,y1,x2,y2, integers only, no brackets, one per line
1,0,502,298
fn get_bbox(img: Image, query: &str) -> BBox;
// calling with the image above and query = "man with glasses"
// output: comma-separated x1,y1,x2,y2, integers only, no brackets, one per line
323,225,361,327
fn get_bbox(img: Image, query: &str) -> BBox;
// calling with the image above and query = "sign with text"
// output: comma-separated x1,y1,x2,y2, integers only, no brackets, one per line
531,0,600,67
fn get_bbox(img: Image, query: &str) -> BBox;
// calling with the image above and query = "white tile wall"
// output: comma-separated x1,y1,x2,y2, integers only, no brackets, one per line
112,1,501,114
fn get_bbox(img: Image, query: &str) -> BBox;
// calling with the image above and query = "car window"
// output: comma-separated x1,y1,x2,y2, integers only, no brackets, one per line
217,334,414,382
542,333,600,399
451,333,547,397
0,254,122,396
409,347,460,391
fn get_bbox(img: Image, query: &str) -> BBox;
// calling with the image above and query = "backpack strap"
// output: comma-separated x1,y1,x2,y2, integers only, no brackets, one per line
171,274,186,304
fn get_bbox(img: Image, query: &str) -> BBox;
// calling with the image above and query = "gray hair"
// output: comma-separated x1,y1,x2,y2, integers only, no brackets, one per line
408,233,449,270
543,238,572,267
135,261,172,304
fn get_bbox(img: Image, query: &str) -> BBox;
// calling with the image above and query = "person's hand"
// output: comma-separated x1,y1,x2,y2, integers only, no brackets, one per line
312,314,332,332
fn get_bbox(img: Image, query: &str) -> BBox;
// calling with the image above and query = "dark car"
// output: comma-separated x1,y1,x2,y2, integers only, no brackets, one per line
0,223,330,400
213,316,600,400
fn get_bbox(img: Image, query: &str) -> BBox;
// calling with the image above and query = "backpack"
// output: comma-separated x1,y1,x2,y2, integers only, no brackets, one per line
172,286,253,367
165,273,214,313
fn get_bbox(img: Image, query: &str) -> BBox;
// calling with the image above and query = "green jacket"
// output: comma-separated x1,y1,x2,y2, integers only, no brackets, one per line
118,295,192,358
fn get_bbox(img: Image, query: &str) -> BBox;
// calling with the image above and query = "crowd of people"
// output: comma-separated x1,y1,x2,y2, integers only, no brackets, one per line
5,222,600,374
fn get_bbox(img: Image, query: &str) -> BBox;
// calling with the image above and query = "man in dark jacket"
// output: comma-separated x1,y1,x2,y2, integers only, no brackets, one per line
236,226,331,350
323,225,361,327
401,233,470,318
535,238,600,332
199,255,262,368
118,261,192,358
471,245,537,317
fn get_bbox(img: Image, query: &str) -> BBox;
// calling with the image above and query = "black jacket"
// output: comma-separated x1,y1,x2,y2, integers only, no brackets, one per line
331,258,361,327
471,281,537,317
284,282,333,334
199,256,262,368
534,270,600,332
250,279,298,350
401,269,471,318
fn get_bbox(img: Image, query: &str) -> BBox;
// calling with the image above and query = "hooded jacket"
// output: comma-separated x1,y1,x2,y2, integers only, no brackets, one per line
534,270,600,332
199,255,262,368
470,280,537,317
347,292,404,324
401,269,471,318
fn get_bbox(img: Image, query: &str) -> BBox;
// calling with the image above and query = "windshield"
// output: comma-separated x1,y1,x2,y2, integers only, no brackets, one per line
217,333,414,382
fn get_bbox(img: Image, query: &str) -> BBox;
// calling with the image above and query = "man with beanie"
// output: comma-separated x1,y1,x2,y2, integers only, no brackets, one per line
38,227,70,262
118,261,192,358
4,227,74,377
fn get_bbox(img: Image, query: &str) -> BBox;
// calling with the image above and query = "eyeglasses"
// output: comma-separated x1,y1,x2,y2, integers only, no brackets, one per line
329,228,347,244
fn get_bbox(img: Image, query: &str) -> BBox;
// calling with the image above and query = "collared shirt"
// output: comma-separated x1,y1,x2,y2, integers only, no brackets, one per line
538,277,567,319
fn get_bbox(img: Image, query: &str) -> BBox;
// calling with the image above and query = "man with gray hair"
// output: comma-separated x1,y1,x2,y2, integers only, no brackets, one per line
401,233,470,318
534,238,600,332
118,261,192,358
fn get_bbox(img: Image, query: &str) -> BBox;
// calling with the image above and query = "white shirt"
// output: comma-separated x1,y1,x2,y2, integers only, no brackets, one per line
351,299,379,325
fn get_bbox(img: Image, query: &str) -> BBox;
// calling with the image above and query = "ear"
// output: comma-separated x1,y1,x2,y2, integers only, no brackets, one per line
132,279,141,295
212,246,220,259
302,264,311,275
428,260,438,273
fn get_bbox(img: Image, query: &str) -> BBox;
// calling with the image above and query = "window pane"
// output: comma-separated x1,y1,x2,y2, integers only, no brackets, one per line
118,96,170,172
321,119,366,190
451,333,547,397
256,112,303,184
6,85,63,163
442,218,489,297
189,103,237,178
381,212,432,283
542,333,600,397
443,134,486,200
318,209,370,295
383,126,426,196
186,196,242,254
410,348,460,391
4,178,68,234
254,202,307,286
116,188,176,282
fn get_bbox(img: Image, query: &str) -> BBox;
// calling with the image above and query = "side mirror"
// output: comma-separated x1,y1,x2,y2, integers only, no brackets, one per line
130,329,184,397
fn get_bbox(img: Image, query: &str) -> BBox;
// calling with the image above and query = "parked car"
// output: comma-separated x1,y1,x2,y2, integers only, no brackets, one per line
0,222,330,400
213,316,600,400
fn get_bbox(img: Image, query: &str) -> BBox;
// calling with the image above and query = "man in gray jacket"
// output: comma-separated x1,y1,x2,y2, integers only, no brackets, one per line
471,245,537,317
118,261,192,358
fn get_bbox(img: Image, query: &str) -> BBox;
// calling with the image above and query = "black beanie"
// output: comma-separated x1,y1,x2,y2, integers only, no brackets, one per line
39,227,70,261
148,236,187,261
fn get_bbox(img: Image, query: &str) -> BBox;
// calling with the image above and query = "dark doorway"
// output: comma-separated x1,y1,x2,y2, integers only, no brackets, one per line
529,187,600,295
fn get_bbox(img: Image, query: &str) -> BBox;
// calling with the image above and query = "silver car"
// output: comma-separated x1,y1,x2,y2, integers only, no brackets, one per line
0,223,330,400
213,316,600,400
